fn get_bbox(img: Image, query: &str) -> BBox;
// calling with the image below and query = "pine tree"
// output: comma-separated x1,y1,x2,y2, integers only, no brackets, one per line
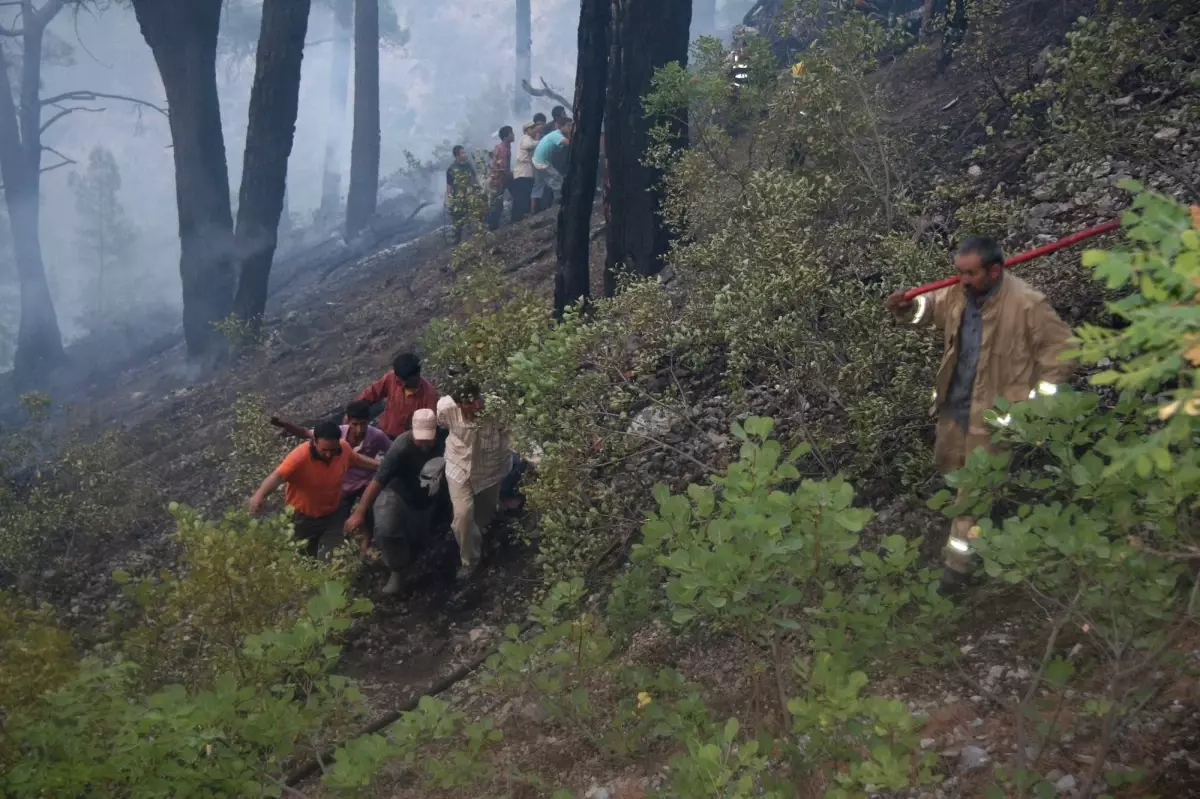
69,146,136,333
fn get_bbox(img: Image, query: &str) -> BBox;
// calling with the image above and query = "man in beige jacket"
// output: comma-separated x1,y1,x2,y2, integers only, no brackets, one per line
887,236,1074,593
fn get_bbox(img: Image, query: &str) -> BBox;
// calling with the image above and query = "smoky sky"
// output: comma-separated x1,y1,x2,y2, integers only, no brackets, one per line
0,0,756,366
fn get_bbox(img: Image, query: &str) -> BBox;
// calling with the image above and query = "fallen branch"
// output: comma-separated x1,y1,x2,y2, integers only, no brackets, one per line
520,77,572,110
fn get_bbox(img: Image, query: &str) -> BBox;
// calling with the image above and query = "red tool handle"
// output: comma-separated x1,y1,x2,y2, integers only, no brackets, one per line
902,219,1122,302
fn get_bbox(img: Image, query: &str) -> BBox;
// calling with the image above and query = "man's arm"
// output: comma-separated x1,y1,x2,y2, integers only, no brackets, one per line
886,286,945,329
249,471,284,515
350,451,380,471
1030,299,1075,389
346,437,409,531
269,416,311,441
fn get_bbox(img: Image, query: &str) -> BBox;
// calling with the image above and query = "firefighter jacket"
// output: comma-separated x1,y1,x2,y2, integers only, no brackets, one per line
903,275,1074,436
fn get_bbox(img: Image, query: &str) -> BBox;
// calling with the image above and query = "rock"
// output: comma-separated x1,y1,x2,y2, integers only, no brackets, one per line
920,737,936,749
959,745,990,771
988,665,1005,680
968,164,983,178
1029,202,1060,220
585,788,611,799
1054,774,1077,794
1154,127,1181,141
629,406,680,437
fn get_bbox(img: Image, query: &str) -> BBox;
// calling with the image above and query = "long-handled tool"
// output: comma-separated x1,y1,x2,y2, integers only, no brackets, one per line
902,219,1122,302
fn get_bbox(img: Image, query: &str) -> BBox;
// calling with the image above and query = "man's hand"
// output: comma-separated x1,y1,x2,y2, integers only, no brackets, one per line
248,493,265,516
344,511,365,534
885,290,913,314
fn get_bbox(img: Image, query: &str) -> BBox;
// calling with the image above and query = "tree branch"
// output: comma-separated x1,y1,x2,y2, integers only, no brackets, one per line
521,77,572,109
41,143,74,167
39,90,167,117
39,103,101,134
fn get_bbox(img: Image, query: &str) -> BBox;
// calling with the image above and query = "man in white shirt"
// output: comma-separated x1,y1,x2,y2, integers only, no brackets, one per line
511,117,541,223
436,378,511,581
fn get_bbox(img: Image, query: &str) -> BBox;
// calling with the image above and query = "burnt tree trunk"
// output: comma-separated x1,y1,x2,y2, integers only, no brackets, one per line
345,0,380,237
133,0,235,364
319,0,353,218
0,3,67,383
604,0,691,296
553,0,610,318
232,0,313,327
514,0,532,116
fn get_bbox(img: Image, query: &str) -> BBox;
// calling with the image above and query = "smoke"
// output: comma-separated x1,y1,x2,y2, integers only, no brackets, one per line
0,0,754,372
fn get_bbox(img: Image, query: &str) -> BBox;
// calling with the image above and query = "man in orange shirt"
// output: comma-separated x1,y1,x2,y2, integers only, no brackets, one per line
356,352,439,439
248,421,381,558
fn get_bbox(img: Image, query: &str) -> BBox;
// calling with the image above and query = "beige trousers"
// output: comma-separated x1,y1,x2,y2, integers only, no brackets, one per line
447,478,501,568
933,414,1003,573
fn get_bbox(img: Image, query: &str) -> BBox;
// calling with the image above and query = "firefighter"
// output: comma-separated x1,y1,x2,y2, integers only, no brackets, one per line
886,236,1074,595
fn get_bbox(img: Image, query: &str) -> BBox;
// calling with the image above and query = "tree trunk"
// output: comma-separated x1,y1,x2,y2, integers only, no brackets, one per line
692,0,717,40
319,0,353,218
344,0,380,238
514,0,532,116
0,9,65,383
132,0,235,364
553,0,609,318
232,0,313,327
604,0,692,296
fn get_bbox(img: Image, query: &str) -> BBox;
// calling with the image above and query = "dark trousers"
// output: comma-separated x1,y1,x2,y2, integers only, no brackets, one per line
486,187,507,230
374,488,434,572
292,510,345,559
509,177,534,223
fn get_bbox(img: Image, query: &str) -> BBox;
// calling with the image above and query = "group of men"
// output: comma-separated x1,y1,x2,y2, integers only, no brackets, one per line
246,231,1074,601
249,353,515,596
445,105,576,242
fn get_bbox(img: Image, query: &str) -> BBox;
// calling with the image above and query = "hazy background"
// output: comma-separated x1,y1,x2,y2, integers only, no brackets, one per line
0,0,756,369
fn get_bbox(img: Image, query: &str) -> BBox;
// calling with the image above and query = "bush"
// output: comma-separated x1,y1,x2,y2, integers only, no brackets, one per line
0,392,151,577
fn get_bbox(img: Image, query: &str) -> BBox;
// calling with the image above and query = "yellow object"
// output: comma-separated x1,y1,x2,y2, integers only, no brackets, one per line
637,691,652,709
791,62,806,77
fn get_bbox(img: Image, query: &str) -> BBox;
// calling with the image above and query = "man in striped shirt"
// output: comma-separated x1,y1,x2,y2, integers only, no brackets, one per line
436,378,511,581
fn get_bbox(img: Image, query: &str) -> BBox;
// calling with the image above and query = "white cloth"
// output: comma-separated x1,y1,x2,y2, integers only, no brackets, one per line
436,395,511,491
514,134,537,179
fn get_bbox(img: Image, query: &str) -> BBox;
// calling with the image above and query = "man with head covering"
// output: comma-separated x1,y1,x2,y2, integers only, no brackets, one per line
346,408,448,596
511,119,540,223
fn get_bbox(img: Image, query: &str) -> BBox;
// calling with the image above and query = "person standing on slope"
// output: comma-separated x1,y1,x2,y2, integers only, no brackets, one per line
437,378,511,582
248,421,381,558
886,235,1073,594
355,352,439,440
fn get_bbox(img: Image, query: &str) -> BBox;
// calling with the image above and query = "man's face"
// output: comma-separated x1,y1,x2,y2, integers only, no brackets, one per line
401,373,421,391
455,150,467,163
344,417,368,445
955,252,1001,297
312,437,342,461
414,437,435,452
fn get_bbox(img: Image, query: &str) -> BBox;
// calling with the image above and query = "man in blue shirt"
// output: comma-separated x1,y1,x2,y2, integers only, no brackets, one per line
532,117,570,211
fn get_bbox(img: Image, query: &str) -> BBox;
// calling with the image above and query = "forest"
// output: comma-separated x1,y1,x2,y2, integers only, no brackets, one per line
2,0,1200,797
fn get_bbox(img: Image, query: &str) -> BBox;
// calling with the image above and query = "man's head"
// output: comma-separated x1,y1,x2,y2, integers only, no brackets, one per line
343,400,371,445
392,352,422,390
551,105,566,123
955,236,1005,297
533,112,547,125
451,378,484,419
523,120,538,136
499,125,514,143
311,420,343,461
452,145,467,162
411,408,437,451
